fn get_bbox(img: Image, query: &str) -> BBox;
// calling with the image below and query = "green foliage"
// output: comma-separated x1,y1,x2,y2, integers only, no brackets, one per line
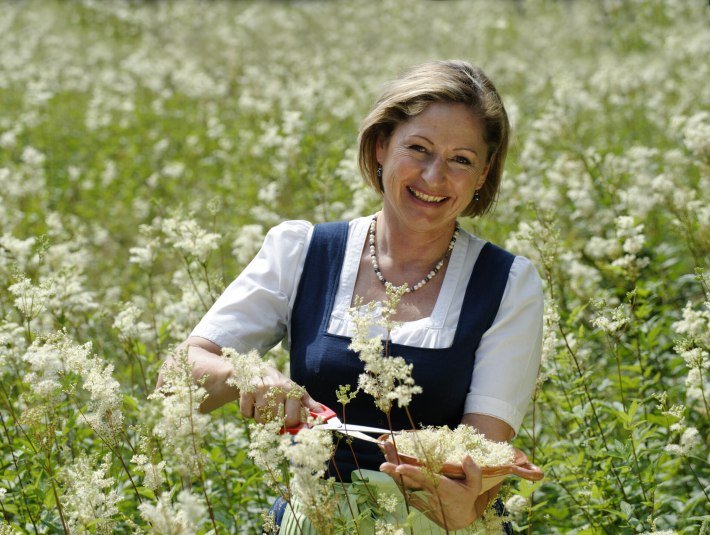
0,0,708,533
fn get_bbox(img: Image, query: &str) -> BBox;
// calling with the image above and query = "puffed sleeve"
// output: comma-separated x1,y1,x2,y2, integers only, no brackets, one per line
190,220,313,354
463,256,544,434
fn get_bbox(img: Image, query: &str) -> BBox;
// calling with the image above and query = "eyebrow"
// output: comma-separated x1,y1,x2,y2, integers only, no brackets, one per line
408,134,480,157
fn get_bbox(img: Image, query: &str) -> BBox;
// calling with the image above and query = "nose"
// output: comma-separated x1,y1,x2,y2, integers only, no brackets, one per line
422,155,446,185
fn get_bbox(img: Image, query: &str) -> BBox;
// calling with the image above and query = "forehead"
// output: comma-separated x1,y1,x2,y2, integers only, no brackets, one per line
394,102,485,146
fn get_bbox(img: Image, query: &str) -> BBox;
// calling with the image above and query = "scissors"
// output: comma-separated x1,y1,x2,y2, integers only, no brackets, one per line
283,403,398,444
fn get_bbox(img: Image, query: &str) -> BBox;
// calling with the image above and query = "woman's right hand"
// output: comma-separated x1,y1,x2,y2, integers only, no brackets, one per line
162,337,320,426
237,365,322,428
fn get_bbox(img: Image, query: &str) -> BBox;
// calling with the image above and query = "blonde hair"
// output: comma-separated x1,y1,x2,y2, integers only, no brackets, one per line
358,60,510,217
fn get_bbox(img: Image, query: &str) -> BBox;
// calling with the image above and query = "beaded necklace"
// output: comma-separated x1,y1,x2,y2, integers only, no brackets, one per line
368,215,459,293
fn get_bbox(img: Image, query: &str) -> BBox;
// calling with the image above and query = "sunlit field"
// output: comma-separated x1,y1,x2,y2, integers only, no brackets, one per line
0,0,708,533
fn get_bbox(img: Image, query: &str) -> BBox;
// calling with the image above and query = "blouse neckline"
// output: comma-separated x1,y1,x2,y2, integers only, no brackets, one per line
331,216,470,331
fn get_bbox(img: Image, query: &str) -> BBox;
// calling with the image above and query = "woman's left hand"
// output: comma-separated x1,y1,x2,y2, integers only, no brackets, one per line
379,440,491,530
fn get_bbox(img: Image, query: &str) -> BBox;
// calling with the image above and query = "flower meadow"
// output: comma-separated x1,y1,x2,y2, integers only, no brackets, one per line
0,0,708,532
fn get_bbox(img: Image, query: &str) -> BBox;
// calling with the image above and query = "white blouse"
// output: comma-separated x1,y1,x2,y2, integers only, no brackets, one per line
191,216,543,433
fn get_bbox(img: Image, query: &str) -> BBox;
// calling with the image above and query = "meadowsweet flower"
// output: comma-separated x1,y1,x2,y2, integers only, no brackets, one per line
138,490,206,535
247,420,288,476
161,216,221,264
392,426,515,472
232,224,265,265
505,494,528,520
584,236,621,260
45,267,98,322
132,453,166,491
673,300,710,345
680,427,701,452
538,301,560,384
151,349,209,477
283,425,336,535
8,276,54,322
113,302,152,343
20,146,45,167
22,332,124,436
59,453,119,532
262,511,278,534
505,219,559,271
0,234,35,272
662,404,686,432
680,111,710,158
375,520,406,535
591,300,631,334
348,286,422,412
222,348,271,393
129,225,160,268
684,367,709,404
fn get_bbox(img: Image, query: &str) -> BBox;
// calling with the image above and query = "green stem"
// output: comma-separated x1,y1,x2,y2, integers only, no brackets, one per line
186,379,219,533
0,410,39,533
183,255,210,312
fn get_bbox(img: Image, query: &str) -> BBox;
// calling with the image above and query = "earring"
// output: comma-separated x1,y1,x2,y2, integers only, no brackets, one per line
376,165,382,179
473,190,481,202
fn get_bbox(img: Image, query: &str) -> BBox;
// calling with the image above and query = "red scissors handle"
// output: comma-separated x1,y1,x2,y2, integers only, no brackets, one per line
282,403,338,435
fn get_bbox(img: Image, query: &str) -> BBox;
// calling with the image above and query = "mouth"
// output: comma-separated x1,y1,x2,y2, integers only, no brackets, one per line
407,186,448,204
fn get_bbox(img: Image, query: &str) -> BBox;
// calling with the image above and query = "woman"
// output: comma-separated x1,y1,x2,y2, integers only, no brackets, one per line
163,60,543,532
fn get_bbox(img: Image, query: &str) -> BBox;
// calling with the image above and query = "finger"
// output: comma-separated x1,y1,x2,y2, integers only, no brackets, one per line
239,392,255,419
461,455,483,493
254,399,276,423
381,440,400,464
300,391,321,412
379,462,423,491
284,397,302,428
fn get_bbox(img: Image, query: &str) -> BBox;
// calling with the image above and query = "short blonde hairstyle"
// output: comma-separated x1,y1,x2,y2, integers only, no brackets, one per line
358,60,510,217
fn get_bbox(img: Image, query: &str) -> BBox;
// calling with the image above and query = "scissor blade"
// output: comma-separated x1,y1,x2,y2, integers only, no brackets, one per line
341,430,386,444
317,421,398,435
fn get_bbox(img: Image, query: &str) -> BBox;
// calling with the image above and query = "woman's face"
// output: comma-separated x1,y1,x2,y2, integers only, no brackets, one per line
376,102,490,236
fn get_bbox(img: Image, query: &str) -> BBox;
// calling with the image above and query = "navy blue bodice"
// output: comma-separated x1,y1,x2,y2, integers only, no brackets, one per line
290,221,514,482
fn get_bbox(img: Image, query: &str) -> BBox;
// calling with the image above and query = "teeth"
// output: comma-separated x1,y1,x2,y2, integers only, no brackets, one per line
408,187,446,203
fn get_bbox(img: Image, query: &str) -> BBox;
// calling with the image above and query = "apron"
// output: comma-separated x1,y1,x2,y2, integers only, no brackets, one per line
278,220,514,532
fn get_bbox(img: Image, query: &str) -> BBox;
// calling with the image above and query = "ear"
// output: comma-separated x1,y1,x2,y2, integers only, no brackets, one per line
375,132,389,164
476,163,490,190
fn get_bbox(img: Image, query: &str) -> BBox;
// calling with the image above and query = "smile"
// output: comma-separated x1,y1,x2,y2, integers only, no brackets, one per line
407,187,448,203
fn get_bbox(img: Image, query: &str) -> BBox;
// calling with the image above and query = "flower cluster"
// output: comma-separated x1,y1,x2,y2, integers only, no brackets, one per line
59,454,119,532
392,425,516,469
348,284,422,413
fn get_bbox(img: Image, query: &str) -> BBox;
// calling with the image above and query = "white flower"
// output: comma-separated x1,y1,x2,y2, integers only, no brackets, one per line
222,348,271,394
681,111,710,158
151,349,209,477
348,286,422,412
505,494,528,520
375,520,406,535
139,491,206,535
584,236,620,260
673,300,710,345
680,427,701,452
113,302,152,343
247,420,288,473
8,276,54,321
232,224,265,265
60,454,119,531
161,216,221,263
20,146,45,166
592,302,631,334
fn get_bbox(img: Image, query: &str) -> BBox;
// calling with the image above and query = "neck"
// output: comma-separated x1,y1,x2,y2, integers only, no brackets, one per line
373,211,458,269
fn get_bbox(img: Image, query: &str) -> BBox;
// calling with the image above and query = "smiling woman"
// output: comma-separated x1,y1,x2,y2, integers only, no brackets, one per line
164,59,543,533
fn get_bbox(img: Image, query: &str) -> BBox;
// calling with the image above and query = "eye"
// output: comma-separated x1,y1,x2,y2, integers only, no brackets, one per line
408,144,427,153
453,155,471,165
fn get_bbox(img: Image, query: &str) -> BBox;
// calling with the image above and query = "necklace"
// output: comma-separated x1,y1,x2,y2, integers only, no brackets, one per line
368,215,459,293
